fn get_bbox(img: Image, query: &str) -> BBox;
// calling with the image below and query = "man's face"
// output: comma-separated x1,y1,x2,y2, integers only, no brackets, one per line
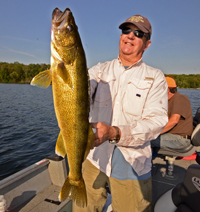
168,88,175,100
119,24,151,60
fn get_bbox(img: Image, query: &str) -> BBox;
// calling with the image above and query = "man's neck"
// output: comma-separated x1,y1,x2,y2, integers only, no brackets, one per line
119,55,142,66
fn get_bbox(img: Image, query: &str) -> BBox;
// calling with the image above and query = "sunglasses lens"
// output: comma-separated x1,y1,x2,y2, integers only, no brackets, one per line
122,28,145,39
134,30,144,38
122,28,132,34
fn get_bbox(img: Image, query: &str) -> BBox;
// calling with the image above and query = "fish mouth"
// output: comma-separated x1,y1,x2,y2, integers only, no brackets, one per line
51,8,72,32
52,8,71,23
51,8,77,53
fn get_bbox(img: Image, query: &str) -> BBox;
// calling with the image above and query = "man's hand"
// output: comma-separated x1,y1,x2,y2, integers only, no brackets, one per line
90,122,117,147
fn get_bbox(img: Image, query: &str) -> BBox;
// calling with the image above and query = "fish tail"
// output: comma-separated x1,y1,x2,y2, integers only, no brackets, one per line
59,176,87,207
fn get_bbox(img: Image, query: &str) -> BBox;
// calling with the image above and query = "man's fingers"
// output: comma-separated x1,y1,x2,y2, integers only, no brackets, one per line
93,138,101,147
90,122,110,147
94,132,98,139
90,122,97,128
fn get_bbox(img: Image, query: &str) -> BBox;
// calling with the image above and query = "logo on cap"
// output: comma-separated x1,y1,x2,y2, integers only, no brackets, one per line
128,16,144,23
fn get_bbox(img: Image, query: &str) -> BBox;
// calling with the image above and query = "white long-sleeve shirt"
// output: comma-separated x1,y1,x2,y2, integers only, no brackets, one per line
88,57,168,176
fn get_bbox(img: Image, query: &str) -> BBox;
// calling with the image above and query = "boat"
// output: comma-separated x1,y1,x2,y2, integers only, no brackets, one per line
0,155,72,212
1,108,200,212
0,154,113,212
1,151,200,212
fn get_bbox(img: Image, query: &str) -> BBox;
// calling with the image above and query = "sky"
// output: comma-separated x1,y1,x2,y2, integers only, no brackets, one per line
0,0,200,75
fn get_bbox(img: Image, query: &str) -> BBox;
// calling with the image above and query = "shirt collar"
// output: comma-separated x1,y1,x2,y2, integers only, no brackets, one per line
117,56,143,69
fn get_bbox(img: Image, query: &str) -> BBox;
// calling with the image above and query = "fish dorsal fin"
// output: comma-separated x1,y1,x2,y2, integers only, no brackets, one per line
55,131,67,158
83,124,95,161
31,69,52,88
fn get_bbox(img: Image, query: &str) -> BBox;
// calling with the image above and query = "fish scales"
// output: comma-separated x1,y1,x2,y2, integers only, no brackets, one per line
31,7,94,207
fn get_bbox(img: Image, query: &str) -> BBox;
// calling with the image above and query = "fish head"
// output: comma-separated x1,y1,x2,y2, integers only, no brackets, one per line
51,8,80,62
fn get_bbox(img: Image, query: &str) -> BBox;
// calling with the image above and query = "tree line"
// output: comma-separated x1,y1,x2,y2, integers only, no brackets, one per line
165,74,200,89
0,62,50,84
0,62,200,88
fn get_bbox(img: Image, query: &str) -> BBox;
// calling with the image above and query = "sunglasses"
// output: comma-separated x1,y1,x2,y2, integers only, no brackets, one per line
122,27,149,40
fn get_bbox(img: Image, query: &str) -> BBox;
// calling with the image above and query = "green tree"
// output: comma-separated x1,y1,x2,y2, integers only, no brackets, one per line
10,71,19,83
0,66,10,83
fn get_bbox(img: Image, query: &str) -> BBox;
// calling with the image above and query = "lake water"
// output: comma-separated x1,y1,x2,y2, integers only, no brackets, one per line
0,83,59,180
0,84,200,180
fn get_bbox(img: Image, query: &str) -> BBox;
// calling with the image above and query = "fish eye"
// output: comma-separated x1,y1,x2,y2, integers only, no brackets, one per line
67,24,73,32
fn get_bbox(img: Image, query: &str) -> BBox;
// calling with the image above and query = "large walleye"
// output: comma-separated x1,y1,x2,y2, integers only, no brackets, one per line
31,8,95,207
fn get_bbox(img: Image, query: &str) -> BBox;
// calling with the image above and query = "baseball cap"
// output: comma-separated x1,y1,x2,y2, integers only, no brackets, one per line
165,77,177,87
119,15,152,39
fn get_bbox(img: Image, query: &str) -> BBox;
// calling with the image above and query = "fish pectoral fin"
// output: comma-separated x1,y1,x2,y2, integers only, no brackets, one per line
83,124,95,161
55,131,67,158
30,69,52,88
57,62,73,88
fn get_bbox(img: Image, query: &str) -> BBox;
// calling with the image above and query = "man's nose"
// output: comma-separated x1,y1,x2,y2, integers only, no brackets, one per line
127,31,135,39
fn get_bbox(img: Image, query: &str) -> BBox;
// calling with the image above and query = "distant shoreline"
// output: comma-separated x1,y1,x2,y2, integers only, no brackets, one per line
0,61,200,89
0,82,200,90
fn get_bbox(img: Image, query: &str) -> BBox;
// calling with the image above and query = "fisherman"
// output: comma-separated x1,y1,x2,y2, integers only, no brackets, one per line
151,76,193,150
74,15,168,212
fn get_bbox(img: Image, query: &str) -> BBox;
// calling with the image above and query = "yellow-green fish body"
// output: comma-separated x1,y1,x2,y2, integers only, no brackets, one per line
31,8,94,207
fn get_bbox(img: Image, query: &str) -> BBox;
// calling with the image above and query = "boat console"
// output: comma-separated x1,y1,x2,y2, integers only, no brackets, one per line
154,154,200,212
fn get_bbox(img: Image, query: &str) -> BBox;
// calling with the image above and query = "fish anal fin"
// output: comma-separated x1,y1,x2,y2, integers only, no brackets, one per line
55,131,67,158
57,62,73,88
30,69,52,88
83,124,95,161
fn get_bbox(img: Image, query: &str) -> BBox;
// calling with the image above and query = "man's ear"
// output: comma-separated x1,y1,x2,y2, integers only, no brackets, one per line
144,40,151,51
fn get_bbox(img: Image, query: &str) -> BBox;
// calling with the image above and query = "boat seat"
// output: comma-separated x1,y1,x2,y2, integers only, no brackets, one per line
154,123,200,153
154,119,200,178
172,164,200,212
154,144,196,156
154,162,200,212
193,107,200,127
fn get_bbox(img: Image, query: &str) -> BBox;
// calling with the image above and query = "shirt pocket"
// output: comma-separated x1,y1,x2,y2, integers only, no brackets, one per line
123,78,152,116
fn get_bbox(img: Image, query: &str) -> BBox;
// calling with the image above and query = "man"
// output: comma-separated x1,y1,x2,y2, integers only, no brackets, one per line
151,77,193,150
74,15,168,212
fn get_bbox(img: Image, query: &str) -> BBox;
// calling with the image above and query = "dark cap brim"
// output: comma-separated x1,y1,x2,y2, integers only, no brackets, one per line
119,22,149,34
